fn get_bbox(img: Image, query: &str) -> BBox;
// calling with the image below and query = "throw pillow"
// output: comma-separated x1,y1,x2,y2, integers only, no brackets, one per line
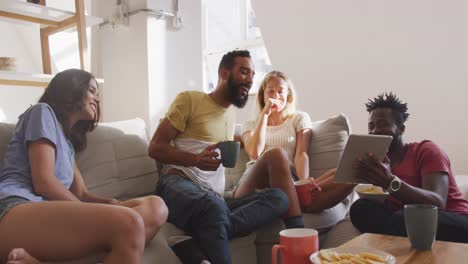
76,118,158,200
308,114,351,179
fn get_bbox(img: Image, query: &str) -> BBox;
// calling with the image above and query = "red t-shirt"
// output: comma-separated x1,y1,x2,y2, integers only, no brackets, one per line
385,140,468,215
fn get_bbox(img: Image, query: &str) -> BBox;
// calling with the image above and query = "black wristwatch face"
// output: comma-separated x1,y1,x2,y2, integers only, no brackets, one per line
391,179,400,191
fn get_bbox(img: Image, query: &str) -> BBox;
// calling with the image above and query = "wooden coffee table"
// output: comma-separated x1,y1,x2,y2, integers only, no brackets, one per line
339,233,468,263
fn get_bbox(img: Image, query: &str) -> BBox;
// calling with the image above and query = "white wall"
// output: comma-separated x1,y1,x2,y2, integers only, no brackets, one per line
147,0,203,133
93,0,203,134
252,0,468,174
92,0,150,124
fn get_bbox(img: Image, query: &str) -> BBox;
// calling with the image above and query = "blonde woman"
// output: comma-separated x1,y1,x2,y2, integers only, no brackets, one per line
235,71,353,214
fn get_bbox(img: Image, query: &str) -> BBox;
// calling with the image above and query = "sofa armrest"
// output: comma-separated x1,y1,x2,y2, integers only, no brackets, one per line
455,175,468,200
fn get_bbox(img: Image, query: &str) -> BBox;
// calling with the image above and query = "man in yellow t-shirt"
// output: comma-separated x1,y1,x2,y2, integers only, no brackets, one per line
149,50,291,264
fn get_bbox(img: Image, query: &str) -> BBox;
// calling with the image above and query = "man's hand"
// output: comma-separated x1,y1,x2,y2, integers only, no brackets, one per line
194,143,222,171
353,153,394,189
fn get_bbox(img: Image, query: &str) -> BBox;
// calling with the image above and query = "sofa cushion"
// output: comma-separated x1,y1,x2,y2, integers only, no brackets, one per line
455,175,468,200
76,118,157,200
308,114,351,179
0,122,15,170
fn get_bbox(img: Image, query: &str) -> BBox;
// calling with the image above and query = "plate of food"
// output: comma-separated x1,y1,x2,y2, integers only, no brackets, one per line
354,184,390,203
310,247,396,264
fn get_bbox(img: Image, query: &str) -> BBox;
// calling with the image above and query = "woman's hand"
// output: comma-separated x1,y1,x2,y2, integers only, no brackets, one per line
309,178,322,193
261,98,284,116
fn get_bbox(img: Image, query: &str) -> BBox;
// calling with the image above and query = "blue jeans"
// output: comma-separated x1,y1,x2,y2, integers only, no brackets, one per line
156,174,289,264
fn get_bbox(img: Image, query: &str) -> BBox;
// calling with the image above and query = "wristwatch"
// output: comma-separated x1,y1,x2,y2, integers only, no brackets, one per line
387,176,402,194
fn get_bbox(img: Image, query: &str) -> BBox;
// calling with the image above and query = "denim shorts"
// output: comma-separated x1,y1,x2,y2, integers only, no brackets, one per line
0,196,29,220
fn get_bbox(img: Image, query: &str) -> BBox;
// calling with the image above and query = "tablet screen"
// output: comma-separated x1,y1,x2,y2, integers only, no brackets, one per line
334,134,393,184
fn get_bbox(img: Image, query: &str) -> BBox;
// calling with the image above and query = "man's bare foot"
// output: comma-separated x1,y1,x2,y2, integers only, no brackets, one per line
6,248,40,264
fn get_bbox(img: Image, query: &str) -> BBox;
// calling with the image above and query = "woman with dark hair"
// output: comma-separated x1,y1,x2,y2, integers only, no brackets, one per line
0,69,168,264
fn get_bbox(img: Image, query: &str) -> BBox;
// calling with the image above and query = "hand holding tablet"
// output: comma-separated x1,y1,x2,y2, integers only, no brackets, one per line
334,134,393,184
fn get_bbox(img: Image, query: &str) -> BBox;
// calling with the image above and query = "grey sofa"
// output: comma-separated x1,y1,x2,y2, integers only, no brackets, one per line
0,114,361,264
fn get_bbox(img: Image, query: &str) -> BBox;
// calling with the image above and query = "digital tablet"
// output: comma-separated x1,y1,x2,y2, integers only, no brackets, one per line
334,134,393,184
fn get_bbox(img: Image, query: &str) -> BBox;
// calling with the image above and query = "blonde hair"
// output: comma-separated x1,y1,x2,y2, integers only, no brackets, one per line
257,71,297,118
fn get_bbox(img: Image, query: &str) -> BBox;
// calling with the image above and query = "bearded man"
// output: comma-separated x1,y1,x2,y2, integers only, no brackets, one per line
149,50,289,264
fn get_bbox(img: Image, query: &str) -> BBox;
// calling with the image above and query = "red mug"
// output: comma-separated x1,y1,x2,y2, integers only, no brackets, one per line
272,228,319,264
294,179,315,208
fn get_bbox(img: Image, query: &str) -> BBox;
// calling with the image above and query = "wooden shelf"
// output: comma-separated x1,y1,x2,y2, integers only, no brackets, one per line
0,70,104,88
0,0,101,75
0,0,103,28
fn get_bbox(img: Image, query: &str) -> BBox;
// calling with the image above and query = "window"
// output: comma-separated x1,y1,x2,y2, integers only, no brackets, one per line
202,0,272,93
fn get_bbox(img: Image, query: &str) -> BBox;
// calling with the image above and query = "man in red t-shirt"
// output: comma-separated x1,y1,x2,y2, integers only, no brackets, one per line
350,93,468,243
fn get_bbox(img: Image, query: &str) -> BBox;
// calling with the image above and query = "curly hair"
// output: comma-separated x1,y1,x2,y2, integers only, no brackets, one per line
366,92,409,125
39,69,100,152
217,50,251,77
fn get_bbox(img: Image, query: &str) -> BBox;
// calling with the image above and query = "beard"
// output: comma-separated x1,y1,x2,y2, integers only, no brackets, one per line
226,76,251,108
388,132,400,152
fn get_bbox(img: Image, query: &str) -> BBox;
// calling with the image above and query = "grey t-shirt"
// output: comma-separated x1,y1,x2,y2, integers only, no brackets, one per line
0,103,75,201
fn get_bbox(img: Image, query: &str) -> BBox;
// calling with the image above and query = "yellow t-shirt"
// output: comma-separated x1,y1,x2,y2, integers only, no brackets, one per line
163,91,236,195
166,90,235,142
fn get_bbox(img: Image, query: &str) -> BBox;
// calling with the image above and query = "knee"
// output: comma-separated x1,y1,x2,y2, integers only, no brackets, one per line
264,188,289,216
350,199,375,224
146,195,169,228
197,195,230,227
204,196,229,219
120,209,146,236
262,147,289,164
189,195,231,241
350,199,373,214
114,208,146,249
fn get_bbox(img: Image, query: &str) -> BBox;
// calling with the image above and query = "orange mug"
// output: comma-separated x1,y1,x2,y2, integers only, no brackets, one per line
272,228,319,264
294,179,315,208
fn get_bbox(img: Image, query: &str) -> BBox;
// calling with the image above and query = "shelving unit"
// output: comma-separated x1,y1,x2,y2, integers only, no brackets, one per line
0,70,103,88
0,70,54,87
0,0,103,87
